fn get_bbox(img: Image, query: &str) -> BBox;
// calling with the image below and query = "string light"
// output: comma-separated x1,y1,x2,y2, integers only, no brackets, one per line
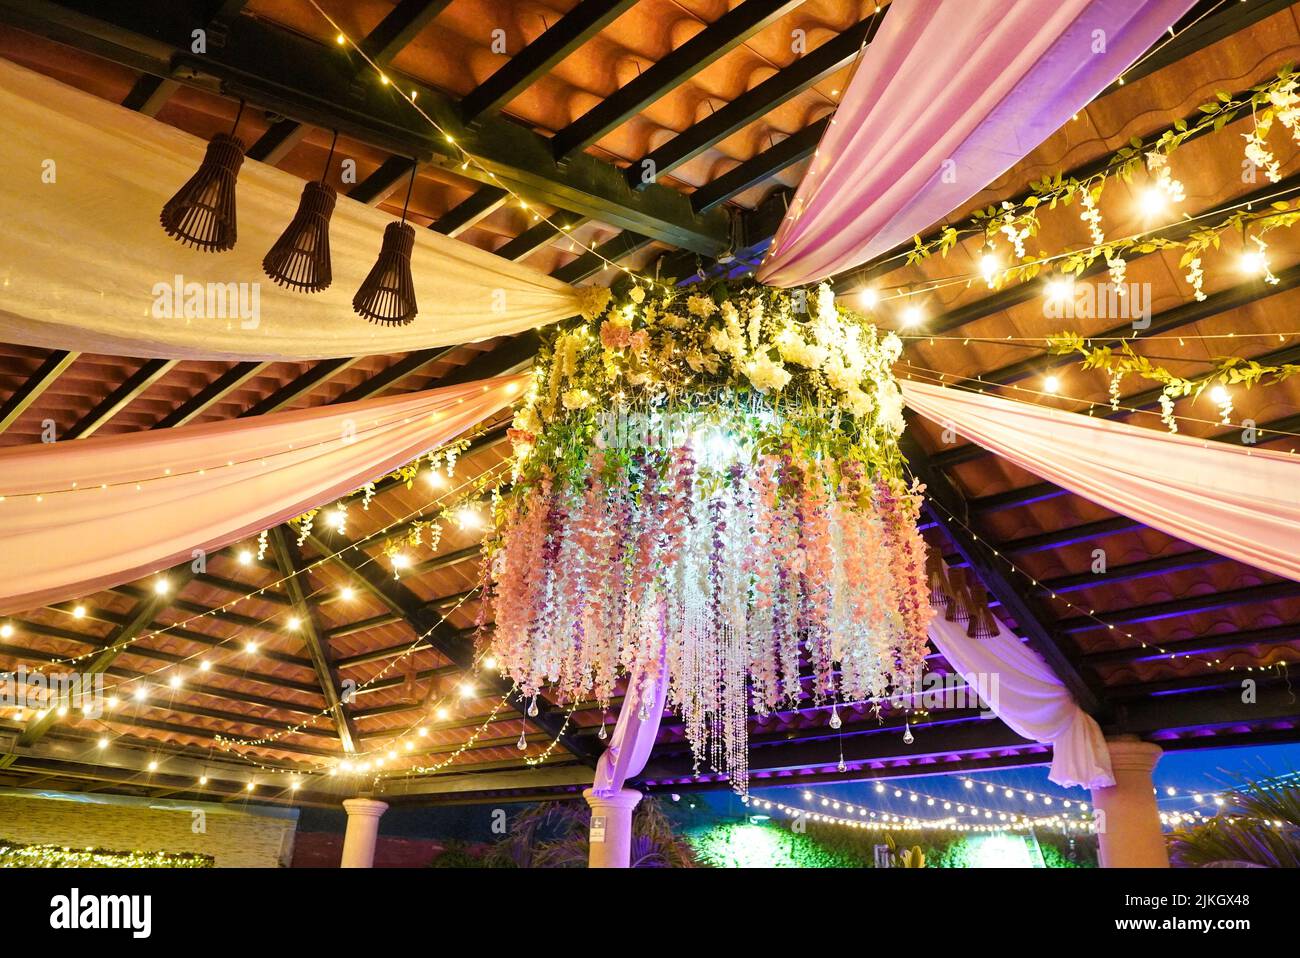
310,0,672,294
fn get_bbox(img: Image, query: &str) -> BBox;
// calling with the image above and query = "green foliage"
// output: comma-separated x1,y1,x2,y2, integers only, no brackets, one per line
903,66,1300,275
1170,776,1300,868
0,838,213,868
429,839,490,869
479,797,697,869
688,822,1097,869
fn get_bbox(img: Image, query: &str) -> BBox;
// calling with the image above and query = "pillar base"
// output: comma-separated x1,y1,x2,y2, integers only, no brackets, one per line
583,787,642,868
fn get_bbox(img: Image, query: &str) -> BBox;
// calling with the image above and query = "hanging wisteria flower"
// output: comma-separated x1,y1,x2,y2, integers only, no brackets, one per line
484,282,933,796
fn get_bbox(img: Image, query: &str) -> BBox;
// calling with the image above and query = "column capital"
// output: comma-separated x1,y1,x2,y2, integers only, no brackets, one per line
583,787,642,811
343,797,389,819
1104,736,1164,774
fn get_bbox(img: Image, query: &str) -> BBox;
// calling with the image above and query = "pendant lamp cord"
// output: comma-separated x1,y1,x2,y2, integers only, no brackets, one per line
230,98,246,135
321,130,339,182
400,159,417,225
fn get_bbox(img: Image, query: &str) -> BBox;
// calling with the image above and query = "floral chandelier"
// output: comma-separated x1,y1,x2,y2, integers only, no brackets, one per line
478,283,934,794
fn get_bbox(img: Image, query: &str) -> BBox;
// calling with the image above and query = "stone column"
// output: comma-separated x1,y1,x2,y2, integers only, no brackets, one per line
340,797,388,868
1090,737,1169,868
582,787,642,868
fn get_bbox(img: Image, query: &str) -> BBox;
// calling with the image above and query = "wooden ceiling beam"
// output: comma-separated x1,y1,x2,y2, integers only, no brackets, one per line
64,359,177,439
1056,581,1300,636
151,360,270,429
302,529,601,767
551,0,805,159
0,575,194,766
461,0,639,123
901,431,1105,713
631,13,880,190
0,1,728,251
429,186,509,236
1084,623,1300,667
268,527,359,753
0,350,77,436
494,211,589,262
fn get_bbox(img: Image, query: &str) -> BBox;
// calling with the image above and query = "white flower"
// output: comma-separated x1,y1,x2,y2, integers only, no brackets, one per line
876,383,905,434
742,353,791,393
562,388,595,410
775,326,828,369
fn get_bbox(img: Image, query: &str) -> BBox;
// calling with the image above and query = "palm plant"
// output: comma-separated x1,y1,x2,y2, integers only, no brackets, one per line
1169,773,1300,868
483,797,697,868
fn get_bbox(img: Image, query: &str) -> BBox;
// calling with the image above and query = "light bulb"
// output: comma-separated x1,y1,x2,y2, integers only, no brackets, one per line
97,737,108,749
169,675,182,689
979,253,999,281
72,605,85,619
459,682,475,698
0,623,12,638
340,586,355,601
147,760,158,771
198,660,210,671
1043,375,1060,394
392,553,410,570
858,288,878,309
1139,187,1165,216
482,655,497,671
134,687,148,702
1210,385,1229,403
901,305,923,328
153,578,170,595
287,616,301,630
245,641,258,654
238,549,252,565
1240,250,1267,274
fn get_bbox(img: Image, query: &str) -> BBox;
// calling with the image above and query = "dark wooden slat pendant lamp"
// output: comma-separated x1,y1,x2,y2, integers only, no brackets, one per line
263,131,339,292
353,161,419,326
160,101,246,252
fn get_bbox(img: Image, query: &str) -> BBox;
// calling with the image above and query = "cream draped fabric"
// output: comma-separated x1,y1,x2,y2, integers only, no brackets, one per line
0,58,580,361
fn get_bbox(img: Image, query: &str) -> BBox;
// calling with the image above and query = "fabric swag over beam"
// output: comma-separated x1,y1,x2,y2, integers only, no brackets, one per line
0,374,526,615
756,0,1195,287
0,59,580,361
901,379,1300,583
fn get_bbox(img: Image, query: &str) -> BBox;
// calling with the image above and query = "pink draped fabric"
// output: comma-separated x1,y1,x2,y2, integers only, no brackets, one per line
929,615,1113,789
0,375,526,615
756,0,1194,287
902,379,1300,582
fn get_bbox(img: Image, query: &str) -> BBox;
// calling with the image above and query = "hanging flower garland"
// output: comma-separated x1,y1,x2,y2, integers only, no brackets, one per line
1046,334,1300,431
477,282,934,795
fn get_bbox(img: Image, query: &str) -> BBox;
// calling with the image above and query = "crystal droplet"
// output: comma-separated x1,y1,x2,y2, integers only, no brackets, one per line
527,695,539,718
638,703,650,721
903,722,914,745
516,729,528,750
829,705,842,730
837,758,847,774
598,719,608,741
